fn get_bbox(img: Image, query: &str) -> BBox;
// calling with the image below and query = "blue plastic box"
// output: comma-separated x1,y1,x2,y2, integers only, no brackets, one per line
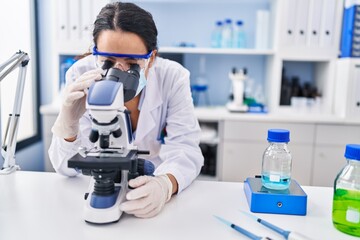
244,177,307,215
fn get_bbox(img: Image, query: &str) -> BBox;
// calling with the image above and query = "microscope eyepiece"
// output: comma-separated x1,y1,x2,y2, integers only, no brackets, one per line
128,63,140,74
102,60,114,70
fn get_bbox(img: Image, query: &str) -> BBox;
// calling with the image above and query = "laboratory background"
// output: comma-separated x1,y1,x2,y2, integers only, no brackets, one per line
2,0,357,186
1,0,360,239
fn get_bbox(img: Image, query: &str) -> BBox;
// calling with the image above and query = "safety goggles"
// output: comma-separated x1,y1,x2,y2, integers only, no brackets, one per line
93,46,152,71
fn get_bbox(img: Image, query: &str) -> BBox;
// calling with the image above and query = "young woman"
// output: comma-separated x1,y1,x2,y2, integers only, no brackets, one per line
49,2,204,218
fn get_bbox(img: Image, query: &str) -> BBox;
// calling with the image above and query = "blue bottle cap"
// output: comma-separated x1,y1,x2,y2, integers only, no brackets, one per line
236,20,243,26
345,144,360,161
267,129,290,142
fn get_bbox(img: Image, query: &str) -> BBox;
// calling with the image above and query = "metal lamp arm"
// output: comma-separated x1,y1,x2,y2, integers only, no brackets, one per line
0,50,30,174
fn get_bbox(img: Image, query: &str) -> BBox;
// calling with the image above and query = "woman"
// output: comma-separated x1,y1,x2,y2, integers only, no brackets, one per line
49,2,203,218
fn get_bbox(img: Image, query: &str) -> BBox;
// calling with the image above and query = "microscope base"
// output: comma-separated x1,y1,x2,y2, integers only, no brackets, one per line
84,183,127,224
226,102,248,112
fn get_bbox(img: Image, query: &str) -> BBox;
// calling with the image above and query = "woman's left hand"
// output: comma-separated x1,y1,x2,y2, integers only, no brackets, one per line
120,175,173,218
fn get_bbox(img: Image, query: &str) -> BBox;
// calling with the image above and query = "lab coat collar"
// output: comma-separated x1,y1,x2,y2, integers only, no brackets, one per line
134,64,163,142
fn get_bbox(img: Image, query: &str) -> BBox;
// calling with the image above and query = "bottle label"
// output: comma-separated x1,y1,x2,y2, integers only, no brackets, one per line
346,207,360,223
269,174,280,182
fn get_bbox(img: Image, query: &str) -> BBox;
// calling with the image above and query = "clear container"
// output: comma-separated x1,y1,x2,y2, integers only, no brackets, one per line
211,20,223,48
332,144,360,237
233,20,246,48
261,129,292,190
221,18,233,48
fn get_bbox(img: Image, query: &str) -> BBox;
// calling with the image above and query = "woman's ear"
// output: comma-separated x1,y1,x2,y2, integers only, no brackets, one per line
148,50,157,68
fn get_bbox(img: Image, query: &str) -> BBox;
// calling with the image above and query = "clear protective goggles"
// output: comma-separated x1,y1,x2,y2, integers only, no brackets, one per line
92,46,152,71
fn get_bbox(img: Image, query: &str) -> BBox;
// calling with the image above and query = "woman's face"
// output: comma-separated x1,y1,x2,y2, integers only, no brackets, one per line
96,29,154,75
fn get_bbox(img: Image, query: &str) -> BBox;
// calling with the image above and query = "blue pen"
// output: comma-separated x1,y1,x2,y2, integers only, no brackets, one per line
214,215,273,240
239,211,313,240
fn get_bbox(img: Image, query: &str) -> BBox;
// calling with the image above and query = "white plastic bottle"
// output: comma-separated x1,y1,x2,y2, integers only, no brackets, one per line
233,20,246,48
261,129,292,190
221,18,233,48
211,21,223,48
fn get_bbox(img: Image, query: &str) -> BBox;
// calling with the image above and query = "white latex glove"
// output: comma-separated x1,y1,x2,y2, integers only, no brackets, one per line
120,175,173,218
52,68,103,139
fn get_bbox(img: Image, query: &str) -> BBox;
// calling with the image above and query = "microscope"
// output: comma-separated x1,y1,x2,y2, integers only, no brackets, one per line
226,67,249,112
68,61,154,224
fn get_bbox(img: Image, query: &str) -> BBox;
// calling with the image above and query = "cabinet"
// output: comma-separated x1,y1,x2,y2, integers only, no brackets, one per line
334,59,360,119
269,0,343,115
312,124,360,186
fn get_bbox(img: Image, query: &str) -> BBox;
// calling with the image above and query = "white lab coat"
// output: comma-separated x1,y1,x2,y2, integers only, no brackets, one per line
48,55,204,193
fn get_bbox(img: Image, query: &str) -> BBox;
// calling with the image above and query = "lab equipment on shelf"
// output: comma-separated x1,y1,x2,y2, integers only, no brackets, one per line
255,10,270,50
226,67,248,112
192,84,210,107
261,129,292,190
211,20,223,48
221,18,233,48
192,56,210,107
233,20,246,48
279,65,323,114
332,144,360,237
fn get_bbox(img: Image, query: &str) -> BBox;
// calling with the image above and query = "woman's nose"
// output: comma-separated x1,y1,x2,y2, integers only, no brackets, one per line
113,62,127,71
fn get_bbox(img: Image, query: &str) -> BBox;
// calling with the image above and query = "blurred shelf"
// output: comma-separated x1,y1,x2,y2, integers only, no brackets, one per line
194,106,360,124
278,47,339,62
158,47,275,55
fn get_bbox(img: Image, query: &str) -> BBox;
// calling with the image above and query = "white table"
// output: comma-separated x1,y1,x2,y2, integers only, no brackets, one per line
0,171,358,240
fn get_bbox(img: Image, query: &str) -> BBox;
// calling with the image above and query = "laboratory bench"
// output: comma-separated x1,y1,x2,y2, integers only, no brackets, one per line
40,104,360,187
0,171,357,240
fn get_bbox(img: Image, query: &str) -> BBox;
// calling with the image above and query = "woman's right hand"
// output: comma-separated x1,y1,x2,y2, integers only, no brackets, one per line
51,68,103,140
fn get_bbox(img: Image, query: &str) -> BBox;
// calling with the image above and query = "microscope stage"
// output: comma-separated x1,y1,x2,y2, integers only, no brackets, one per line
68,149,137,169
